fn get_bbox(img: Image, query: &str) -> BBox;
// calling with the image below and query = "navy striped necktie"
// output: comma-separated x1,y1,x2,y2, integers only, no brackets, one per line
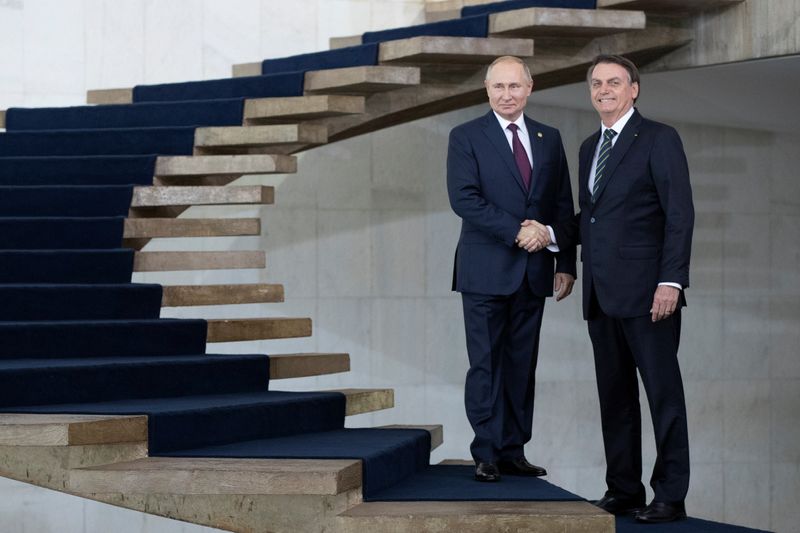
592,128,617,202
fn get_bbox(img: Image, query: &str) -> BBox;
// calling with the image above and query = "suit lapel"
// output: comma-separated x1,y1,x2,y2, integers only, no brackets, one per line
592,109,642,205
481,111,527,194
525,116,544,200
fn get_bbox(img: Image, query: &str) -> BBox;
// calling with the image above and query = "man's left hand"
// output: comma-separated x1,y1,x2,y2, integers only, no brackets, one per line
650,285,679,322
554,273,575,302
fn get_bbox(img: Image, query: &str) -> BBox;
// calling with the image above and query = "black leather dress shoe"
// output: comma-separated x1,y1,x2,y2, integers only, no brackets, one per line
497,457,547,477
474,462,500,482
593,491,646,515
635,501,687,523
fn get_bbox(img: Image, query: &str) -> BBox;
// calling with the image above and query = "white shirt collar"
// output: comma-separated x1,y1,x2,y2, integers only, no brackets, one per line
600,106,635,138
493,111,528,135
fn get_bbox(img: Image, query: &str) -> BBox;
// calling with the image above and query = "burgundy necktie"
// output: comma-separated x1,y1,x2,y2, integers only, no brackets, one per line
507,123,531,191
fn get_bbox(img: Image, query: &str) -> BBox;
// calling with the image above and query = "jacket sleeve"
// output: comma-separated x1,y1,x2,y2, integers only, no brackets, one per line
446,126,521,247
652,126,694,288
551,131,577,277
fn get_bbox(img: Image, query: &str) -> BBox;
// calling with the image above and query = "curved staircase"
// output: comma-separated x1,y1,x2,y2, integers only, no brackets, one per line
0,1,757,532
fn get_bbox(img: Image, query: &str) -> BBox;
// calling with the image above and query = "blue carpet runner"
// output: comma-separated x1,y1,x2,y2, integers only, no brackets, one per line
4,99,245,131
261,44,379,75
0,127,196,157
461,0,596,17
615,515,771,533
132,72,305,103
0,284,162,320
0,185,134,216
0,217,124,249
0,249,134,283
0,155,156,185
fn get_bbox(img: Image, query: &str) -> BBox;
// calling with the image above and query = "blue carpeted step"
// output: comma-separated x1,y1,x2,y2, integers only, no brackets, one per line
4,99,245,131
261,43,379,75
161,427,431,497
362,14,488,44
0,217,124,249
0,185,134,216
132,71,305,103
0,249,134,283
615,514,772,532
0,354,269,407
367,464,583,502
461,0,596,17
0,155,156,186
0,318,206,359
0,284,162,321
0,127,196,157
2,390,346,454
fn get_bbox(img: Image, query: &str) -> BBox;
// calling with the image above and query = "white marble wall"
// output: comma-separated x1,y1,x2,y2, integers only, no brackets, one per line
2,1,798,532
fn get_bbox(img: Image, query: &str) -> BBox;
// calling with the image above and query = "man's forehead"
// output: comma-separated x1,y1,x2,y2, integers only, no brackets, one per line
591,63,629,80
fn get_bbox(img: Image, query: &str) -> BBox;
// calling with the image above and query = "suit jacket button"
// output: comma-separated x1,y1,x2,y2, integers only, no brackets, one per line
590,217,596,224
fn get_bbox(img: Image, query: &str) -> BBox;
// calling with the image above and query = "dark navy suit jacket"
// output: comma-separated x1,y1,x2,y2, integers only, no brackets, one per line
577,109,694,318
447,110,576,297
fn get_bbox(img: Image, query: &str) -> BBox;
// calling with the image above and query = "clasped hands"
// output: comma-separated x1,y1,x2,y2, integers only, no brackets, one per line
515,219,574,302
515,219,550,253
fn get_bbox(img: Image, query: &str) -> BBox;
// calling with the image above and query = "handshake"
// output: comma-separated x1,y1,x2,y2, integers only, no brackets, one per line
514,219,551,253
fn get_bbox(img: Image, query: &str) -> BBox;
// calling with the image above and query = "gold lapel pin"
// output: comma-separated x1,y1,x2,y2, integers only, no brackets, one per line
537,132,543,138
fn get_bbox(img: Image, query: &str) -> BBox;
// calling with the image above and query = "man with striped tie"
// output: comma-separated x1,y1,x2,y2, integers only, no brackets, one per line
576,55,694,524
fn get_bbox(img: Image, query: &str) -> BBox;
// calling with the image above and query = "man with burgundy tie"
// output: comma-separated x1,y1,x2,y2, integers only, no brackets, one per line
447,56,577,482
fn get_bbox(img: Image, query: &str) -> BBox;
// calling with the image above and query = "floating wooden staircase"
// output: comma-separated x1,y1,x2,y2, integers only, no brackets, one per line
0,1,745,532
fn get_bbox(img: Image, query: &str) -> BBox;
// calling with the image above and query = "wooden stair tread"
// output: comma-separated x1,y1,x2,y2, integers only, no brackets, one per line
268,352,349,379
0,414,147,446
378,425,443,450
68,456,363,495
162,283,284,307
597,0,743,14
155,154,296,177
123,217,260,239
489,7,647,38
86,87,132,104
133,251,265,272
206,317,312,343
304,66,420,95
337,501,613,533
194,124,328,154
131,185,275,208
379,36,533,65
331,388,394,416
0,109,5,129
243,95,365,125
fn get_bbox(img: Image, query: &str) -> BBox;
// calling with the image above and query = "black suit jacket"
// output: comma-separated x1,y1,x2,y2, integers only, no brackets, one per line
447,110,576,297
575,109,694,319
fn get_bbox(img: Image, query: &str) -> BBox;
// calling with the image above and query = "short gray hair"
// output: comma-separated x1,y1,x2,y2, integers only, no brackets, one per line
485,56,532,83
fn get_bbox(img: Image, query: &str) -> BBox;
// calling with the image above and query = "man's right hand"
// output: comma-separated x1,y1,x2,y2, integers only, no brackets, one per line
515,220,551,252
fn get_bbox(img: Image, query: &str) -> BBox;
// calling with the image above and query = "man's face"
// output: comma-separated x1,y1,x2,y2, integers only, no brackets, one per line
485,60,533,122
589,62,639,124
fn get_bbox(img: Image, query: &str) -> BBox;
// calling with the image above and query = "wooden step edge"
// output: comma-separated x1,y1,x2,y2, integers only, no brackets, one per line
162,283,284,307
0,109,5,129
269,352,350,379
243,95,366,125
329,388,394,416
336,501,614,533
86,87,133,105
0,414,147,447
377,425,443,451
131,185,275,208
489,6,647,38
206,317,312,343
194,124,328,149
123,218,260,239
232,61,262,77
154,154,297,177
329,35,363,50
378,36,534,65
304,66,421,95
596,0,744,15
68,456,363,496
133,251,265,272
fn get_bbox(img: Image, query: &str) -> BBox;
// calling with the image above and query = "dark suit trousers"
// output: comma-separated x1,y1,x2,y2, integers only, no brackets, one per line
587,289,690,503
462,281,545,463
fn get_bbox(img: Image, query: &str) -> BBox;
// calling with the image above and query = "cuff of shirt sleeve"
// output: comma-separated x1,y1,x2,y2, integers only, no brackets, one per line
658,282,682,290
546,225,559,253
